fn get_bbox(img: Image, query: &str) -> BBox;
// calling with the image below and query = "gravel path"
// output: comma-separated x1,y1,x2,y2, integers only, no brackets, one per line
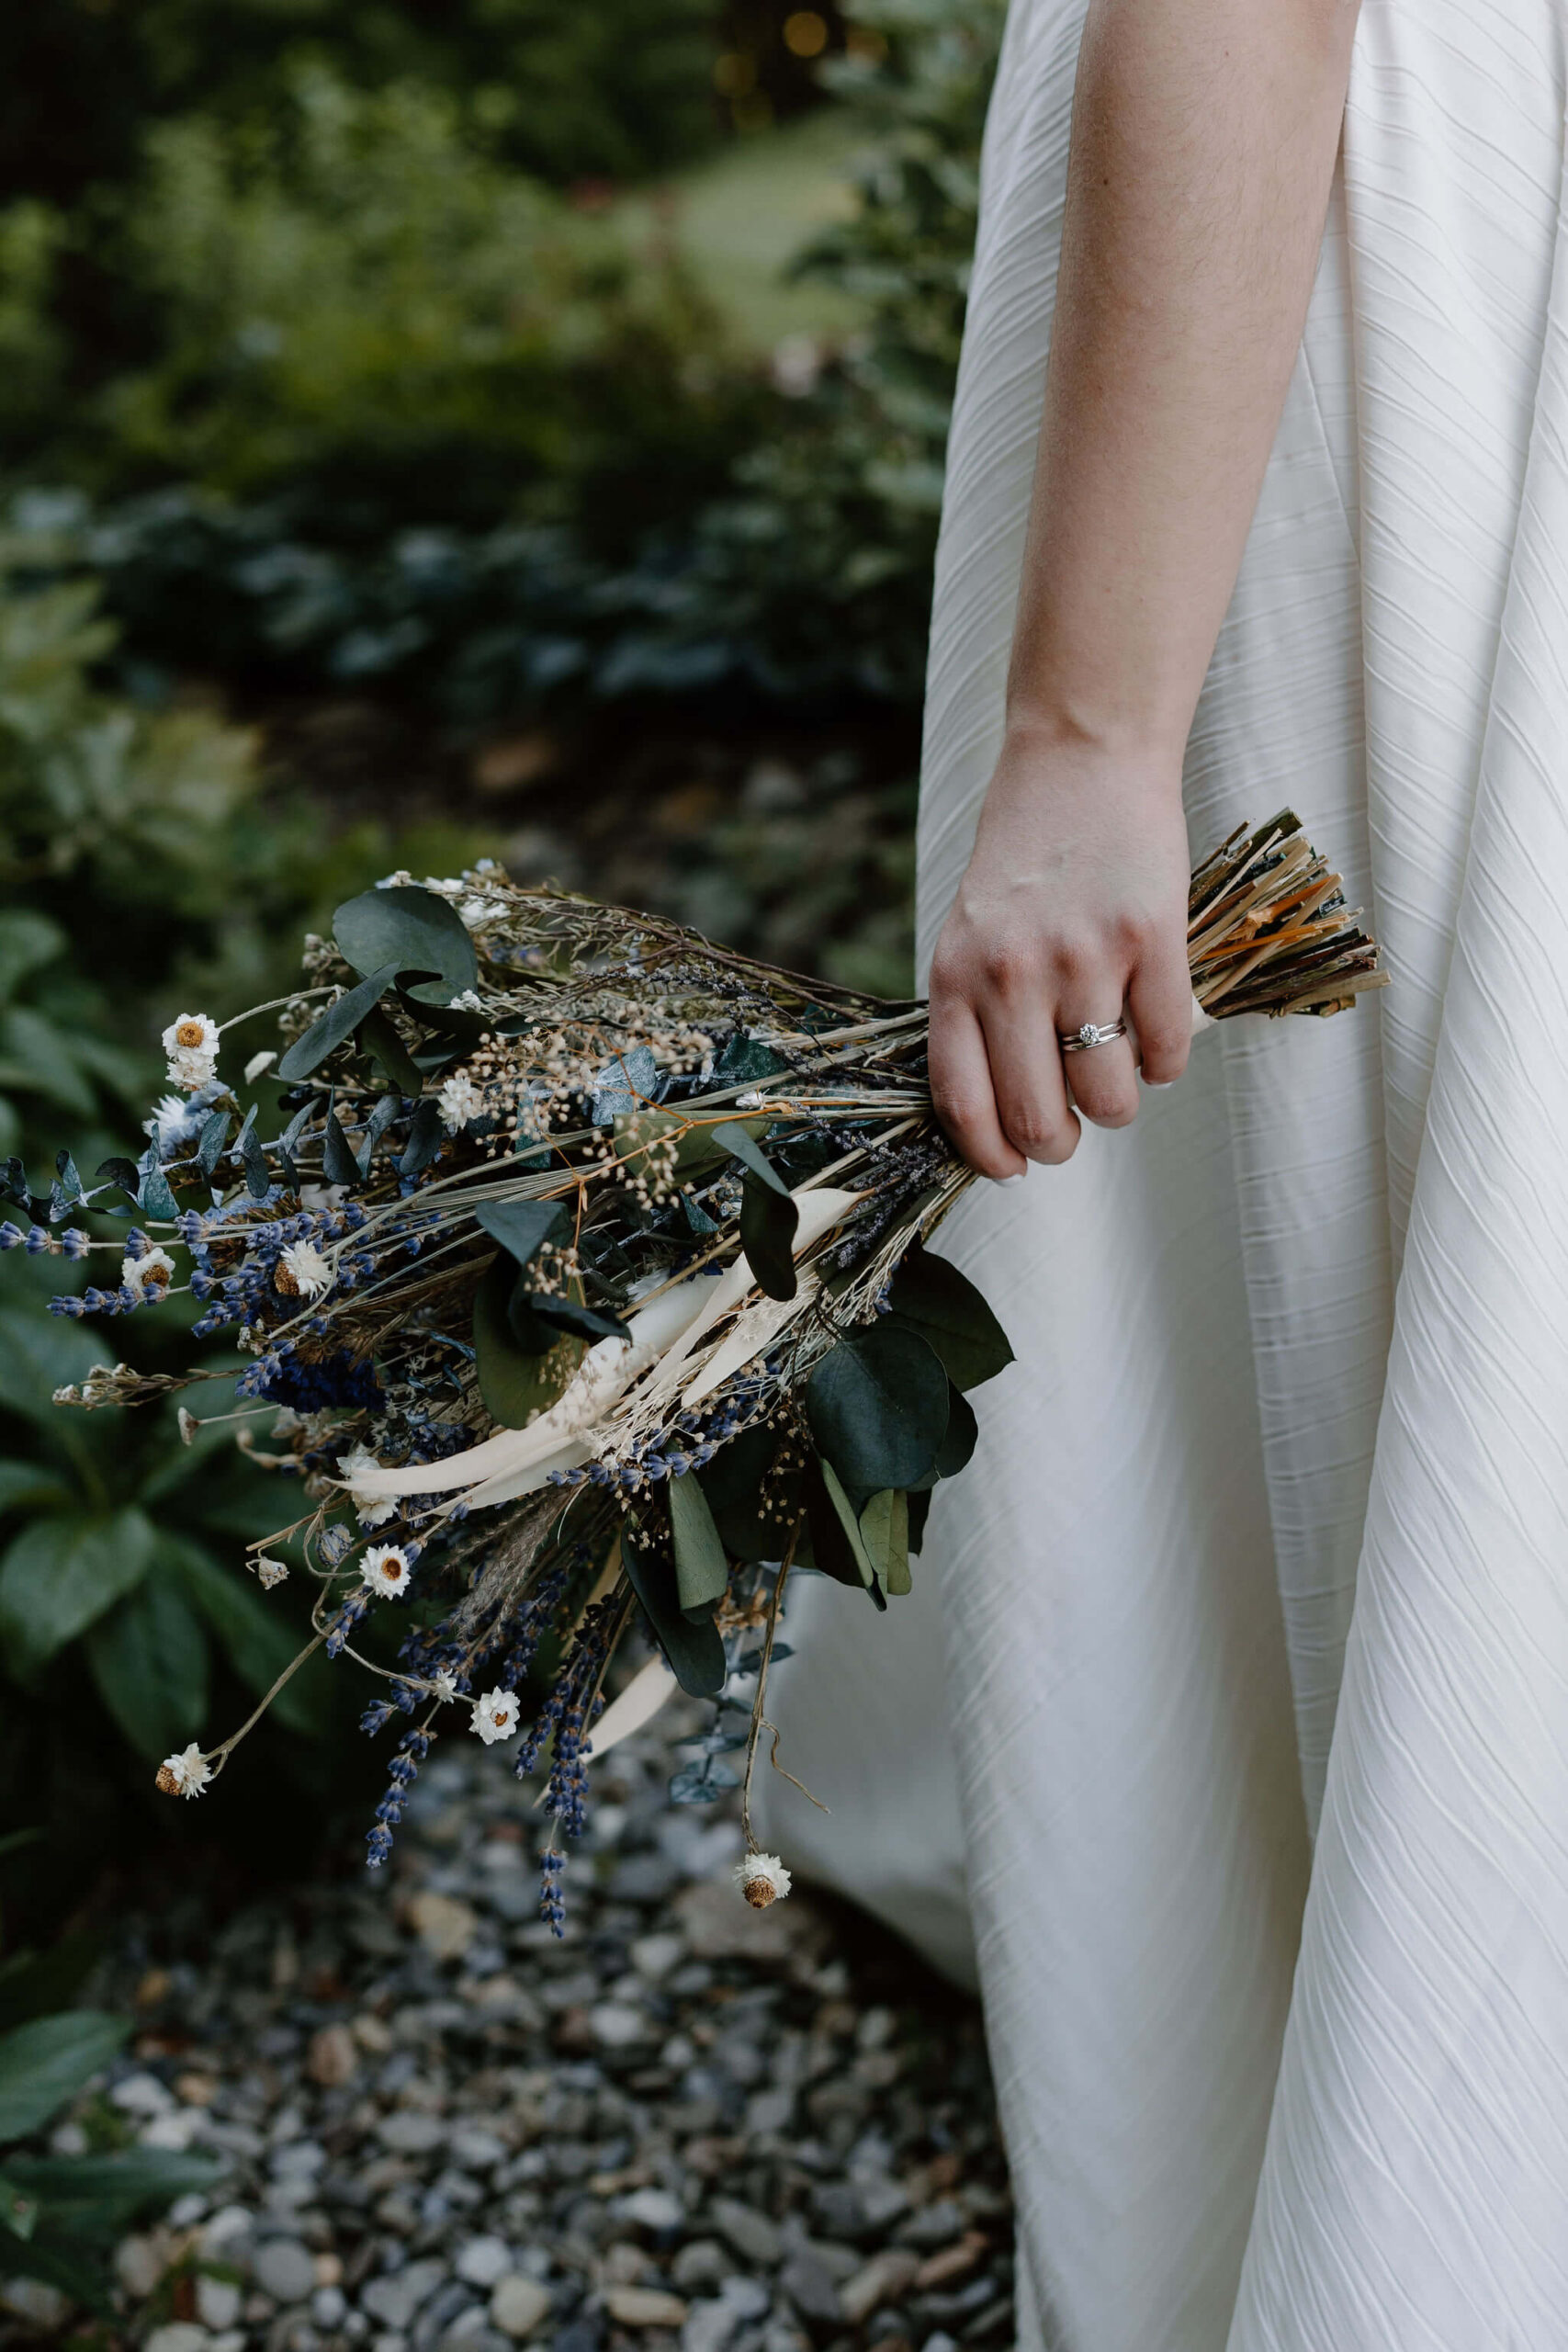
11,1722,1014,2352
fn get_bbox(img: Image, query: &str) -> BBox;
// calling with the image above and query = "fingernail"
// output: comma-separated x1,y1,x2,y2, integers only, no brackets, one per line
1145,1080,1176,1090
994,1172,1026,1186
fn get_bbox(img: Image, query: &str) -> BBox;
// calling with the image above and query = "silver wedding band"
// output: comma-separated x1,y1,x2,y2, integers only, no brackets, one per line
1057,1018,1128,1054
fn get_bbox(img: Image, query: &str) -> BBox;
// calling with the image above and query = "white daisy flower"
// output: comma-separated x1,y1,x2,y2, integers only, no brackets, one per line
254,1555,289,1589
431,1668,459,1704
436,1071,486,1130
161,1012,220,1091
146,1091,205,1147
122,1245,176,1302
156,1744,212,1800
177,1406,200,1445
276,1238,332,1298
470,1688,520,1746
360,1543,412,1600
337,1442,399,1530
733,1851,793,1909
161,1012,220,1061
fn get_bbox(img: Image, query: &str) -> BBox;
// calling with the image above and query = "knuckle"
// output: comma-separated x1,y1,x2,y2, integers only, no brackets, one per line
1003,1107,1063,1157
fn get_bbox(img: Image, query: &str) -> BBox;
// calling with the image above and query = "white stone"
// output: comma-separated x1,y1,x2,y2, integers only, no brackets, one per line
111,2072,175,2116
141,2110,201,2151
455,2239,514,2290
588,2003,647,2049
489,2274,552,2339
361,2260,447,2331
604,2286,688,2329
314,2287,349,2327
251,2238,317,2305
196,2278,243,2331
144,2325,209,2352
378,2111,448,2155
446,2124,507,2169
1,2278,72,2328
116,2233,166,2298
681,2299,741,2352
616,2187,685,2233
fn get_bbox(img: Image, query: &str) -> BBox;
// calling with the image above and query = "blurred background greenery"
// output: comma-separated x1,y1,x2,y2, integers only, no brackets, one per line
0,0,1003,1985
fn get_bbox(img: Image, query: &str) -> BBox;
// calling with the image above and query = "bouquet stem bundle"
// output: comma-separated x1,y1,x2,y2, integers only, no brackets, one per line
29,808,1382,1924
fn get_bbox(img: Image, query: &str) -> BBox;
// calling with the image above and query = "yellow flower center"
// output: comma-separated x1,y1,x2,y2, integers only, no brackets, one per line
175,1021,207,1048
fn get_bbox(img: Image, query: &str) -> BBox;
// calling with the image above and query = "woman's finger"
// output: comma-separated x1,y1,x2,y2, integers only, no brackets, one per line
978,983,1081,1165
1055,986,1140,1126
1125,936,1193,1087
928,992,1028,1179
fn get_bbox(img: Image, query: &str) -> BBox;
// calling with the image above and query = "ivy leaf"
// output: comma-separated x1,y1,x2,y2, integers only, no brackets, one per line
333,887,478,1008
668,1474,730,1619
476,1200,568,1272
805,1324,951,1500
472,1258,583,1428
621,1521,726,1696
886,1241,1014,1391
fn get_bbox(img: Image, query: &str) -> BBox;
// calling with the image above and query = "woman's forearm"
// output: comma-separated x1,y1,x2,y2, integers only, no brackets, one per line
1007,0,1360,766
928,0,1360,1176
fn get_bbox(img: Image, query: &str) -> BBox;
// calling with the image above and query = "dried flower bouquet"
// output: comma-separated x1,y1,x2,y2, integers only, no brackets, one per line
24,809,1382,1927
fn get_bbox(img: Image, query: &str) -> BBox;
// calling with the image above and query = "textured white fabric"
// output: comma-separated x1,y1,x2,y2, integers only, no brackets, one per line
756,3,1568,2345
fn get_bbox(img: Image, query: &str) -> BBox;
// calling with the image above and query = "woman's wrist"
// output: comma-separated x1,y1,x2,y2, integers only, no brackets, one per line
998,695,1190,787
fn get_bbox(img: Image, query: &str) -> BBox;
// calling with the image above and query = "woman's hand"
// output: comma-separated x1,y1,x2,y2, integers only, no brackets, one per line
927,721,1192,1179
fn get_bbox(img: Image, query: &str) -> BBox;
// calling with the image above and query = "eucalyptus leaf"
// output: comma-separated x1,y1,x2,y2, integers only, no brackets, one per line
321,1109,362,1189
476,1200,568,1272
934,1381,978,1478
696,1423,792,1561
473,1258,583,1428
358,1004,423,1094
805,1324,951,1500
886,1241,1015,1390
275,962,400,1081
333,886,478,1005
397,1097,444,1178
712,1119,788,1194
621,1521,725,1696
195,1111,230,1179
739,1171,799,1303
803,1452,874,1591
668,1474,730,1619
907,1488,933,1555
521,1291,631,1345
859,1487,911,1596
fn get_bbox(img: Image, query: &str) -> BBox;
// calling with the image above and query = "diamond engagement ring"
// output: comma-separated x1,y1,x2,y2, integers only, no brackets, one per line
1057,1018,1128,1053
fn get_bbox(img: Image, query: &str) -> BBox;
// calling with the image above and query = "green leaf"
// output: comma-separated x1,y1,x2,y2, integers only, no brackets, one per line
621,1521,726,1696
696,1424,796,1561
321,1108,363,1187
907,1489,933,1555
2,2149,220,2210
739,1170,800,1303
802,1454,886,1609
173,1540,323,1739
934,1381,977,1478
0,1935,104,2032
805,1325,951,1500
333,886,478,1007
0,2012,127,2143
84,1565,209,1760
520,1290,631,1345
472,1257,583,1429
357,1004,423,1095
0,2171,38,2238
0,1011,96,1117
476,1200,568,1272
0,1462,69,1518
276,964,400,1081
668,1475,730,1618
0,1509,156,1670
0,911,66,1006
886,1241,1015,1391
712,1118,788,1193
0,1307,101,1429
859,1487,910,1595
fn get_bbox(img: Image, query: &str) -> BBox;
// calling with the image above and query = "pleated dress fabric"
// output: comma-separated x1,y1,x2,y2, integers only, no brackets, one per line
752,3,1568,2344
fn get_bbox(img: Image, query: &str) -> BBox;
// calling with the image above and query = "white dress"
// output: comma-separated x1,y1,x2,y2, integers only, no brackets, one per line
754,3,1568,2345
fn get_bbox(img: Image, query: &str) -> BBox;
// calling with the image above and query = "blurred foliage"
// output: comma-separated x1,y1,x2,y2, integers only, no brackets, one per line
1,0,725,211
4,0,1003,724
0,1993,217,2310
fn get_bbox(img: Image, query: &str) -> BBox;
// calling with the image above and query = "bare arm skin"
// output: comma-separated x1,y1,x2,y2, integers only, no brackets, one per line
929,0,1361,1178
